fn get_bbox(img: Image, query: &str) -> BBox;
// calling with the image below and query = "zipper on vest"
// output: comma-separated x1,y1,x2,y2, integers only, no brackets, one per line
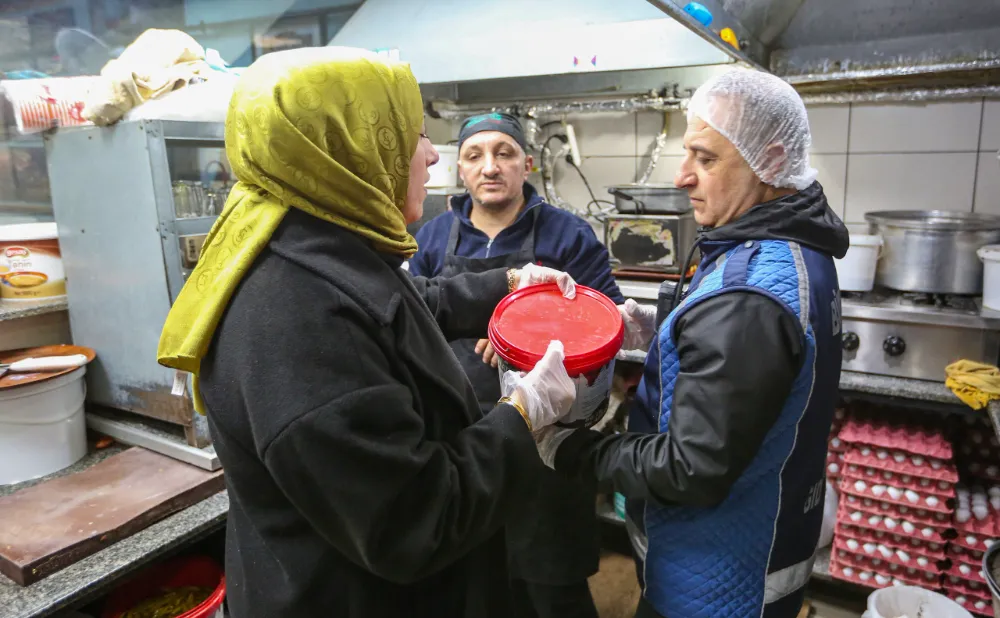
485,237,494,258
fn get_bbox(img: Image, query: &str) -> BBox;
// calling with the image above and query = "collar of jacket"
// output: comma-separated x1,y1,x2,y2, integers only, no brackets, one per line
448,182,546,234
269,209,404,327
695,181,850,264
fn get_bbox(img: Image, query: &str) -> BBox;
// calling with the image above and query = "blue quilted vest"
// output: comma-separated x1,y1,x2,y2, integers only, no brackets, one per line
629,238,842,618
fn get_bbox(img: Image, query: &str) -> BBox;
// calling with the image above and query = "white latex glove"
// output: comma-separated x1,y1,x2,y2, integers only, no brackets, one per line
516,263,576,298
534,426,575,469
619,299,657,351
501,340,577,430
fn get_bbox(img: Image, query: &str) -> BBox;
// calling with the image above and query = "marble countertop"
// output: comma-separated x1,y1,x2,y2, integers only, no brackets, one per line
0,442,228,618
0,298,68,323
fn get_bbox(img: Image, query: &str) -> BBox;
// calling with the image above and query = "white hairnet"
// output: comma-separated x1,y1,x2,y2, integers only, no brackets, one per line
687,68,817,191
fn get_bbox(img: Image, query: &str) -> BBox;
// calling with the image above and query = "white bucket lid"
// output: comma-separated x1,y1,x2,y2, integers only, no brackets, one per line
978,244,1000,261
849,233,883,247
0,222,58,243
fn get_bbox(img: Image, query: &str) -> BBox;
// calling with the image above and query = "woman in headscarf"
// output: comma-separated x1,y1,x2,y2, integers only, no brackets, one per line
157,47,580,618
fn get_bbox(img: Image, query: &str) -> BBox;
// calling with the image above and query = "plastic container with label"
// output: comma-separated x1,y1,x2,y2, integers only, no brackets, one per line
978,245,1000,311
488,283,624,428
0,222,65,302
426,145,458,188
835,233,882,292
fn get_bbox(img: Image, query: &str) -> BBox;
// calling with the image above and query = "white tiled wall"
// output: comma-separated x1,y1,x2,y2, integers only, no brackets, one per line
429,99,1000,224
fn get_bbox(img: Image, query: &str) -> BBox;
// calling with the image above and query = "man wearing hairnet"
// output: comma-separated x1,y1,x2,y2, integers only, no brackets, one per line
537,69,850,618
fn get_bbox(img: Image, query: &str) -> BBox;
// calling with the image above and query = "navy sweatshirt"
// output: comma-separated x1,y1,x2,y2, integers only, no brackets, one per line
409,184,624,304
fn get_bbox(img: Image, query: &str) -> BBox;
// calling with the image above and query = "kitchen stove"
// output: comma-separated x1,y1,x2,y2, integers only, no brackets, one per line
840,288,1000,382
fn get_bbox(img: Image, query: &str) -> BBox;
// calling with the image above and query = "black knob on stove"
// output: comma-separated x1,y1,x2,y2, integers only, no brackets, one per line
842,331,859,352
883,336,906,357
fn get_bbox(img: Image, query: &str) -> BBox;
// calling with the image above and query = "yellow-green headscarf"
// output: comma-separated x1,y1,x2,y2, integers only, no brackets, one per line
157,47,424,412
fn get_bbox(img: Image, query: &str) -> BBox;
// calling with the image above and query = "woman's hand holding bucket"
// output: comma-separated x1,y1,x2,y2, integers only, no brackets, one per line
501,340,577,430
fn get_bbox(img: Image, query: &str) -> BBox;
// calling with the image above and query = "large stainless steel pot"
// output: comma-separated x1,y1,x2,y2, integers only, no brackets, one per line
866,210,1000,295
608,184,691,214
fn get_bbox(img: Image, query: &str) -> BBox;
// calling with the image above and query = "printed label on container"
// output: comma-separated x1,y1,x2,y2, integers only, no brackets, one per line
0,239,65,301
566,359,615,424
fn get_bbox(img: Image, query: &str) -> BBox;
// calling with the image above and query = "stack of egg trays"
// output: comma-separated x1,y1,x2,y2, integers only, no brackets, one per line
830,413,957,593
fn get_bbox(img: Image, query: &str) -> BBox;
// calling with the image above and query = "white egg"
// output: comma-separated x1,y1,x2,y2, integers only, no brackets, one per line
843,567,855,577
831,438,841,448
875,574,890,585
859,571,872,581
862,448,872,456
894,453,906,463
884,517,897,529
930,460,942,470
883,471,893,480
938,481,950,490
899,506,909,514
896,550,910,562
888,487,904,500
956,595,967,604
960,564,972,575
957,508,971,523
968,535,979,545
912,456,924,466
976,601,987,610
864,543,877,554
869,515,883,526
828,463,839,474
926,496,939,508
902,475,912,483
878,545,893,558
847,539,860,551
905,490,920,504
917,557,929,567
902,522,916,534
851,511,863,522
855,480,868,492
919,478,930,487
921,528,934,538
973,504,989,520
866,468,875,476
877,449,888,460
872,485,887,497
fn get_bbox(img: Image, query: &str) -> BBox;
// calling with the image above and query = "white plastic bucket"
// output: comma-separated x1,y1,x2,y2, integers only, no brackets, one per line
862,586,972,618
836,233,883,292
427,145,458,188
0,367,87,485
978,245,1000,311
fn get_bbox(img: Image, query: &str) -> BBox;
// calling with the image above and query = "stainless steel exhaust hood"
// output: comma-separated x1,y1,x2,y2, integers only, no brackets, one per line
646,0,1000,101
328,0,731,85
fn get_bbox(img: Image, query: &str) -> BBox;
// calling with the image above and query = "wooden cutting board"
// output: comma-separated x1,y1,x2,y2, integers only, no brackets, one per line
0,447,224,585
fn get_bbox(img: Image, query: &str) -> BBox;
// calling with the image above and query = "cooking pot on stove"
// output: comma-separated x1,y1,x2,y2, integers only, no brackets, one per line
865,210,1000,295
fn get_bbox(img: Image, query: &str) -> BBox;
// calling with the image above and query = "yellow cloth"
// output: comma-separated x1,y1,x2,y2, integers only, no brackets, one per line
83,29,211,126
945,360,1000,410
157,46,423,413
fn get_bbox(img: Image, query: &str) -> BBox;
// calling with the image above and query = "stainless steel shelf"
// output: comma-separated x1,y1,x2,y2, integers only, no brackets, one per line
172,216,217,236
156,120,225,143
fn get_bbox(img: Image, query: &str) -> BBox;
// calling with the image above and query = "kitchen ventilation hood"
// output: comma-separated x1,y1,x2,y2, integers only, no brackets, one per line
328,0,731,85
646,0,1000,101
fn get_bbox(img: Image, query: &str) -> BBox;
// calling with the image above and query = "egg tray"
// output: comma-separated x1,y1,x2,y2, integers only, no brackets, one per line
837,417,952,460
953,530,999,554
835,522,947,560
945,561,988,585
954,512,998,538
946,591,995,617
945,574,994,602
964,462,1000,484
828,435,849,454
837,504,952,544
841,465,957,500
832,537,945,572
826,451,846,479
950,543,988,568
831,552,940,588
842,493,954,529
839,476,954,515
843,448,958,483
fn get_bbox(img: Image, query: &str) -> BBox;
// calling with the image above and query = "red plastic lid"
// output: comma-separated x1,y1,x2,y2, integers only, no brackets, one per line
488,283,624,376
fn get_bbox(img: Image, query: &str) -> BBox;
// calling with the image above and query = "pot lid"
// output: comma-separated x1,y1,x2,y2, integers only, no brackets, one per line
865,210,1000,231
488,284,623,376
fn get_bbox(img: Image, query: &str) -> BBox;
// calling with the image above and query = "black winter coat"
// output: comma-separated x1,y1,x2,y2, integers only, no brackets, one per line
200,209,542,618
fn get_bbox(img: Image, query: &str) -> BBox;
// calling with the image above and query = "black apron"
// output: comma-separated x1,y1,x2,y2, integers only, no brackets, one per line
440,208,600,585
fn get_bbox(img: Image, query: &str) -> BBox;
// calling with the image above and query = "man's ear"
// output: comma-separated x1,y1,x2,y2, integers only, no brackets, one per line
758,143,788,184
523,153,534,178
